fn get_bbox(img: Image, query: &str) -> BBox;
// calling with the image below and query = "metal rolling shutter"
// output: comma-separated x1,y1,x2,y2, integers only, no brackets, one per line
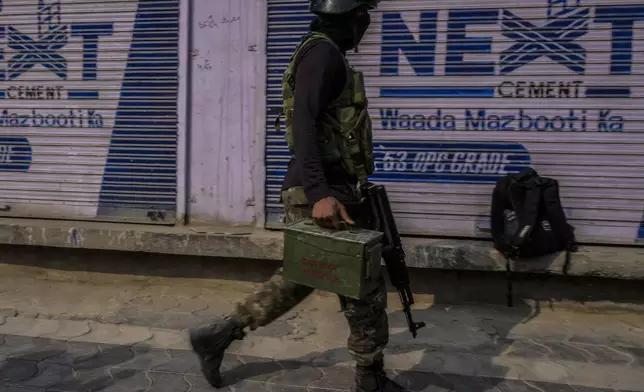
0,0,178,224
265,0,316,227
266,0,644,246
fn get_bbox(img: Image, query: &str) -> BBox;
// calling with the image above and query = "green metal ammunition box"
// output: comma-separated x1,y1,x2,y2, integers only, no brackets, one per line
282,219,384,300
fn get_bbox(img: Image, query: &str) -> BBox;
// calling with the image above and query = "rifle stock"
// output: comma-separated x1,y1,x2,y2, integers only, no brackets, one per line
360,182,426,338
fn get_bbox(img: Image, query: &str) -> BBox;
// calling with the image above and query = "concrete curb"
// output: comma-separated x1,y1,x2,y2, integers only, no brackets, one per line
0,218,642,280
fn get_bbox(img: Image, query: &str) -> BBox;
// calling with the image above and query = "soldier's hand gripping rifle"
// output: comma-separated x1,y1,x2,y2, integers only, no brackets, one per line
360,182,426,338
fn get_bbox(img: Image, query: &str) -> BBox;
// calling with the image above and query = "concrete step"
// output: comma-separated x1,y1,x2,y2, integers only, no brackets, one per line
2,245,644,315
0,217,642,279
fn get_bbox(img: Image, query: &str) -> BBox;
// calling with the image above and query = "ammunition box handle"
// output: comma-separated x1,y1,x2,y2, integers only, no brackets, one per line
339,221,353,231
303,219,355,231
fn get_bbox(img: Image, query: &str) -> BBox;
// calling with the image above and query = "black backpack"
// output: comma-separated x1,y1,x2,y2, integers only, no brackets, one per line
491,168,577,306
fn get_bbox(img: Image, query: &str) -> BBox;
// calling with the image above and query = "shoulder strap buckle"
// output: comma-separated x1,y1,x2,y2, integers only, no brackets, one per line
347,137,368,185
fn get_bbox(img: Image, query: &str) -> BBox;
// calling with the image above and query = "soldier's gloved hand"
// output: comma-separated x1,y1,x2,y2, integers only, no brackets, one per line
312,196,354,230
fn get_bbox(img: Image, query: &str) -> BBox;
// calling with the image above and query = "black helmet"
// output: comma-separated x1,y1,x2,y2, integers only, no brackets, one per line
309,0,379,15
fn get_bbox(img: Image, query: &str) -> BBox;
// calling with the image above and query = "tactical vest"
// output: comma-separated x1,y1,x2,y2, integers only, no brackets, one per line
275,32,374,184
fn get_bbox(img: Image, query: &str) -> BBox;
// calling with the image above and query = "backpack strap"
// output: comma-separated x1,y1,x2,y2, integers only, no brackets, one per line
505,254,514,307
490,176,512,253
503,172,540,308
541,178,577,275
508,176,542,252
541,178,575,245
491,175,516,307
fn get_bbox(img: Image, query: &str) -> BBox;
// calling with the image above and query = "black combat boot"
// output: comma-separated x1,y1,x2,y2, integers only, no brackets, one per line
354,359,408,392
189,317,246,388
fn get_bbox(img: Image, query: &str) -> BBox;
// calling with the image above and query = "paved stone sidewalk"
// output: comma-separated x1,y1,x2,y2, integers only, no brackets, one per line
1,275,644,391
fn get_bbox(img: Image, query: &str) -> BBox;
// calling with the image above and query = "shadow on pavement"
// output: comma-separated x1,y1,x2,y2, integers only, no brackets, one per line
0,337,143,391
211,289,534,391
216,269,640,391
218,307,534,392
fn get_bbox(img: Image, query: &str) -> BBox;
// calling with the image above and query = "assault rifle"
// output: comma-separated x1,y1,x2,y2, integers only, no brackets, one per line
360,182,426,338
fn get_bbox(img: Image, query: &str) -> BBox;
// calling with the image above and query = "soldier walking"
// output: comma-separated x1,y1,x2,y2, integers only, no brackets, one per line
189,1,407,391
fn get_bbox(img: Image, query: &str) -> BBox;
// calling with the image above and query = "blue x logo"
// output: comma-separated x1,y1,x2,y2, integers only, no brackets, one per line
6,24,68,80
500,6,590,75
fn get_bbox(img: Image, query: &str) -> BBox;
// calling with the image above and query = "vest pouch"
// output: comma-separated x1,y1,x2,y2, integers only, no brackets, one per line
349,71,374,175
352,71,367,108
323,110,359,175
335,107,374,177
356,109,374,175
319,121,343,164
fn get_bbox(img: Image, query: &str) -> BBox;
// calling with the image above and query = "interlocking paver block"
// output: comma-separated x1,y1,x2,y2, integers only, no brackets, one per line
72,344,135,371
152,349,201,375
0,336,36,358
224,354,284,384
69,322,151,346
127,296,181,313
436,372,503,391
620,346,644,367
18,361,73,389
230,380,276,392
44,341,101,367
147,371,191,392
0,358,39,384
155,312,207,330
391,370,452,392
51,367,118,392
116,325,153,346
0,319,44,337
503,339,551,359
68,322,119,345
540,341,594,362
105,308,164,328
310,347,353,367
309,365,355,390
525,380,579,392
44,320,91,341
265,382,310,392
15,337,67,362
567,326,644,349
264,364,324,388
115,345,171,371
95,369,150,392
173,297,210,313
569,343,635,366
143,329,190,351
487,378,543,392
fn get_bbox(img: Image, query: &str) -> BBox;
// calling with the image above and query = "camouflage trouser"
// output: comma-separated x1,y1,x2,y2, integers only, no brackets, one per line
228,187,389,367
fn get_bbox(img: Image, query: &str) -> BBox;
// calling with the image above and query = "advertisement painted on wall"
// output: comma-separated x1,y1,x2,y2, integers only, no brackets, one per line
266,0,644,244
0,0,179,223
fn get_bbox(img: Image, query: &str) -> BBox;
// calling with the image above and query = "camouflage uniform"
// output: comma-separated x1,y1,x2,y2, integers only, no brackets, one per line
227,187,389,367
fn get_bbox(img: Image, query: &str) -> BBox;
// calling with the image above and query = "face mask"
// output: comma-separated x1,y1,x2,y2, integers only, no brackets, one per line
353,11,371,52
